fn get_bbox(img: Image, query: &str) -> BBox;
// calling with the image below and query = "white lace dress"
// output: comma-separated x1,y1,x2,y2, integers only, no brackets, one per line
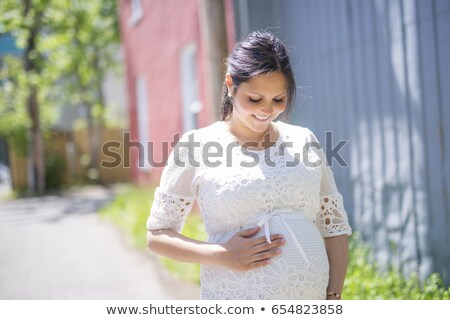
146,121,352,300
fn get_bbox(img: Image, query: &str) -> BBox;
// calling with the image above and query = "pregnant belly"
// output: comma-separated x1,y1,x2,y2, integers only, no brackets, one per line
202,211,330,300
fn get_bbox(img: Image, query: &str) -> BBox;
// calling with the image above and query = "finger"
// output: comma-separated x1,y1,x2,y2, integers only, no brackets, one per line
246,258,271,270
251,248,282,262
248,234,284,246
251,238,286,254
238,226,260,238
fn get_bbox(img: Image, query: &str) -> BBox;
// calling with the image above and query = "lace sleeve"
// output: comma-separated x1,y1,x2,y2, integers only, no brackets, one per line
307,129,352,238
146,130,198,233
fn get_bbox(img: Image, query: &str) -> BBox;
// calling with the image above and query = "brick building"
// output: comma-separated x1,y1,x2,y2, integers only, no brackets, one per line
118,0,235,185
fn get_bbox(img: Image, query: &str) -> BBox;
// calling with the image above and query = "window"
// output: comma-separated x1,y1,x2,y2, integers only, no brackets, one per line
128,0,143,26
179,42,201,132
135,76,151,171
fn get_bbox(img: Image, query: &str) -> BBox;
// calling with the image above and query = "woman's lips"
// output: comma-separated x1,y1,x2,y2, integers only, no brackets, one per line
252,114,271,122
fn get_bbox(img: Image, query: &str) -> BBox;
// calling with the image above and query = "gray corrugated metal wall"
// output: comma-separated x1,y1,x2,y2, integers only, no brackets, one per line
234,0,450,284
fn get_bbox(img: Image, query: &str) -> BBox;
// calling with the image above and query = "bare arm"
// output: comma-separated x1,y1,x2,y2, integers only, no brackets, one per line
147,226,286,271
324,234,349,299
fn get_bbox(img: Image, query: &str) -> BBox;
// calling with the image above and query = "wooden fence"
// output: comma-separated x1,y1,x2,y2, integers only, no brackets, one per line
9,127,131,190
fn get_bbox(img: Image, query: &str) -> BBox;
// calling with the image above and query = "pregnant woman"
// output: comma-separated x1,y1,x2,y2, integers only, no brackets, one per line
146,31,352,300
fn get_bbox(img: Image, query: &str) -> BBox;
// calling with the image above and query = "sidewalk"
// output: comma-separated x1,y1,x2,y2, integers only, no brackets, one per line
0,185,199,299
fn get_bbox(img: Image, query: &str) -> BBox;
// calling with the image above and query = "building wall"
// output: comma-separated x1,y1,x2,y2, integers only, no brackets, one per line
119,0,210,185
236,0,450,284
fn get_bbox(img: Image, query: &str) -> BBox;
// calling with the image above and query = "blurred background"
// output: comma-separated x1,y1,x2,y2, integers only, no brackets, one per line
0,0,449,299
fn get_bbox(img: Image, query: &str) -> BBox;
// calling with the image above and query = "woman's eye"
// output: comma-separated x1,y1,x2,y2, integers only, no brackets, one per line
249,98,261,103
274,99,284,103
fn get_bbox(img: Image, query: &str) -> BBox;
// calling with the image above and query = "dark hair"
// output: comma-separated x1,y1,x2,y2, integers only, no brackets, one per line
221,31,296,121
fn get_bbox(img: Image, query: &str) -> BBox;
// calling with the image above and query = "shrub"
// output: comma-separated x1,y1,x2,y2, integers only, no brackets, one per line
344,233,450,299
45,153,66,190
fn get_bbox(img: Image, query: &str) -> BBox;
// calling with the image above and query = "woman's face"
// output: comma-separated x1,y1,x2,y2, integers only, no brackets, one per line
227,71,287,135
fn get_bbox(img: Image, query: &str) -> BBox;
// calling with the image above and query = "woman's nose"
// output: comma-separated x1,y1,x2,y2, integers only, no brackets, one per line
260,103,274,115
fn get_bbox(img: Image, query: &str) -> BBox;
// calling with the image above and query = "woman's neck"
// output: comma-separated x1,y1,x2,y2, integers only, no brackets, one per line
224,117,279,150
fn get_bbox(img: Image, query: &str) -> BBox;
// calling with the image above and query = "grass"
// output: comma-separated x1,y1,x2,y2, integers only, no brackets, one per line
344,233,450,299
100,184,450,299
99,184,207,284
0,189,17,201
99,185,153,249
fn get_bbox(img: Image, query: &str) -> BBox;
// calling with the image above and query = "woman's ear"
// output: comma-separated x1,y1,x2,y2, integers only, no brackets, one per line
225,74,233,93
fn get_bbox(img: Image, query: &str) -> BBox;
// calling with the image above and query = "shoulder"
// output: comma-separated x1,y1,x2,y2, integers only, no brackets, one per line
276,121,316,141
175,122,227,152
193,121,229,143
178,122,221,142
197,121,226,133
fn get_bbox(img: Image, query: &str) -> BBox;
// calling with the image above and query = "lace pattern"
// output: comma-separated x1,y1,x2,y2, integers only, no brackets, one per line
315,193,352,237
201,212,331,299
147,121,352,299
146,188,194,233
201,256,329,300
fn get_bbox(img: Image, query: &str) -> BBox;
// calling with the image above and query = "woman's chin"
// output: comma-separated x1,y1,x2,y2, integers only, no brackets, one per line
249,118,272,131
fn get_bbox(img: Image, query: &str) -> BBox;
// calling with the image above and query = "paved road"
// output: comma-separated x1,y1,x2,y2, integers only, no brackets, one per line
0,186,199,299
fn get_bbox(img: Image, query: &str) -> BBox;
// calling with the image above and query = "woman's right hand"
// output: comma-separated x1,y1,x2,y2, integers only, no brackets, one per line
215,226,286,271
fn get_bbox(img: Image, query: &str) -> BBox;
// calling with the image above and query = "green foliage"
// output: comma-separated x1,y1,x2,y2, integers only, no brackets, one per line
44,153,66,190
0,0,120,117
344,233,450,299
100,186,450,298
47,0,121,118
99,185,207,284
0,56,30,155
99,185,154,248
0,0,121,154
0,55,58,155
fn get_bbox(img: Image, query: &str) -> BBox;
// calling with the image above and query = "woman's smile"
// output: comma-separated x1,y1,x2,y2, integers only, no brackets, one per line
252,114,271,121
226,71,287,141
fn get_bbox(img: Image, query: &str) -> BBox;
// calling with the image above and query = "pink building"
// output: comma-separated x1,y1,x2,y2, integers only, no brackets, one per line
118,0,235,185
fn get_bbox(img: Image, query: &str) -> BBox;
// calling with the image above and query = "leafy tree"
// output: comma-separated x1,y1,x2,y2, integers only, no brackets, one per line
60,0,120,179
0,0,49,192
0,56,30,157
0,0,120,191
